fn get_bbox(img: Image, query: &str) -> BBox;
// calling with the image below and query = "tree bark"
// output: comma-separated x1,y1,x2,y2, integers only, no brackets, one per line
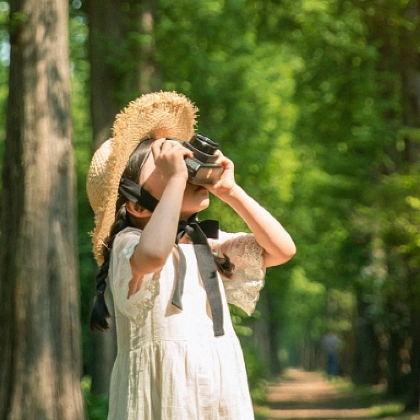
0,0,85,418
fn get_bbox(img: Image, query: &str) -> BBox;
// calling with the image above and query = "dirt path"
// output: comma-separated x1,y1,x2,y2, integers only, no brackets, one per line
256,368,406,420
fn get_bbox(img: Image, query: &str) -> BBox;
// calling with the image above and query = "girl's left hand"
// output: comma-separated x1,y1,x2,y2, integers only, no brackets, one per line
205,151,237,199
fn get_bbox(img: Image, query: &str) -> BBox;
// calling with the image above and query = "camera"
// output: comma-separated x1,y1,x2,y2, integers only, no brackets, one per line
167,133,224,185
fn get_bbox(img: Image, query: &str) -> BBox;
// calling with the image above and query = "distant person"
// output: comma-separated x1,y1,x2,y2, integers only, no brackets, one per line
322,332,340,378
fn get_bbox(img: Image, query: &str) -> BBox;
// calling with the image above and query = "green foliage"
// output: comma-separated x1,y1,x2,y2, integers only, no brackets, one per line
243,346,268,404
280,266,327,357
82,377,109,420
230,305,268,403
272,0,420,391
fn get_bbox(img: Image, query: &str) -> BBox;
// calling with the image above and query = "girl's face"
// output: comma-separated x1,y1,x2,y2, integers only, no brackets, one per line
139,152,210,220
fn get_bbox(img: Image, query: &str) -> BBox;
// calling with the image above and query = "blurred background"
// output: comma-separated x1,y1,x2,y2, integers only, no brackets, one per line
1,0,420,418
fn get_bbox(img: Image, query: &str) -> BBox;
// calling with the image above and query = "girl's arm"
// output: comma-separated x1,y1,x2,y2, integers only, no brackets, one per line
206,152,296,268
129,139,191,279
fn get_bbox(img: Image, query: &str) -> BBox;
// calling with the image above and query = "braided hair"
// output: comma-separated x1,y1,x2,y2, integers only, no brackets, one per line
90,139,234,331
90,140,153,331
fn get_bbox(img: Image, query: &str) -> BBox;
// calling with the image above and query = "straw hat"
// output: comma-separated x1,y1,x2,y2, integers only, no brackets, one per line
87,91,198,265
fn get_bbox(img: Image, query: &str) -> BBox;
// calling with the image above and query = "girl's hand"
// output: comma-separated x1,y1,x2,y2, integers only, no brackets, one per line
151,138,193,185
205,151,237,199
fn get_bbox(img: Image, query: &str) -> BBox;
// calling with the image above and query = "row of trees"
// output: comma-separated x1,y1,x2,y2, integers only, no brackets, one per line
286,0,420,405
1,0,420,418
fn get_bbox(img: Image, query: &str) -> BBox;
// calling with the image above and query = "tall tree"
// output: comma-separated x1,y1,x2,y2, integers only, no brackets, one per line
86,0,158,150
0,0,86,418
83,0,159,394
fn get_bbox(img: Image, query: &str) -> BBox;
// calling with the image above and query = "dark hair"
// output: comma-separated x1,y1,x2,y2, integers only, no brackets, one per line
90,139,153,331
90,139,234,331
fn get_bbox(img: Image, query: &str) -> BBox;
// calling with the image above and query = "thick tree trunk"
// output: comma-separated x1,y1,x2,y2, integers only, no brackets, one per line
0,0,85,418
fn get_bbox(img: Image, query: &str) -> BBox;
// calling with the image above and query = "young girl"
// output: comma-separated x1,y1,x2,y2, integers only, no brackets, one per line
87,91,296,420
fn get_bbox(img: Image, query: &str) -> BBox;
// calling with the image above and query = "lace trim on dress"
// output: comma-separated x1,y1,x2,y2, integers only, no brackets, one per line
209,232,265,316
112,229,160,327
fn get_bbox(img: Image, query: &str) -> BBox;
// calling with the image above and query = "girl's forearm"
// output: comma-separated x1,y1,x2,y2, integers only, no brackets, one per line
132,176,186,273
221,185,296,267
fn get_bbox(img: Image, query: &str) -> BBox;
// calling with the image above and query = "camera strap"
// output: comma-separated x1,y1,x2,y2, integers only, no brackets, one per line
175,214,224,337
119,178,159,212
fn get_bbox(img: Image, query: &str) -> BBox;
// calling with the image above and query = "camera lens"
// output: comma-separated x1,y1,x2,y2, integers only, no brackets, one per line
190,133,219,155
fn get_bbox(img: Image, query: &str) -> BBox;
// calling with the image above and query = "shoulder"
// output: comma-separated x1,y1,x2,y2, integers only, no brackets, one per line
209,231,261,260
113,227,143,254
115,226,142,240
210,230,256,248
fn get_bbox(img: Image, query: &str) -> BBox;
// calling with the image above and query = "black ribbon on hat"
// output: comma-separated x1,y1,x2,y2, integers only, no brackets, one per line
119,178,224,337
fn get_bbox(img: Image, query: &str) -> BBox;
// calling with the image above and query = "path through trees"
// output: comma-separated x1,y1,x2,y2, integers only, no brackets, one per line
256,369,417,420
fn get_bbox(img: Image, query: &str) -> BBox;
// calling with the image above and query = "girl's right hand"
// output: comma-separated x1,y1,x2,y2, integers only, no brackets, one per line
151,138,193,185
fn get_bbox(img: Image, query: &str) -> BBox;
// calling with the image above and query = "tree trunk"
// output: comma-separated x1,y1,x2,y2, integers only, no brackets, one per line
86,0,125,150
406,311,420,408
86,0,158,150
352,297,381,385
398,1,420,410
89,327,117,395
386,332,406,397
85,0,159,394
0,0,85,418
265,290,281,376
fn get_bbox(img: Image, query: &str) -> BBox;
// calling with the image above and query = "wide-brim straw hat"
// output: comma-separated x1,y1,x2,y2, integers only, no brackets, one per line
87,91,198,265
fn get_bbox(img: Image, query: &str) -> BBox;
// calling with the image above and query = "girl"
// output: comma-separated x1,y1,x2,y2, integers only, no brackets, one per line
87,91,296,420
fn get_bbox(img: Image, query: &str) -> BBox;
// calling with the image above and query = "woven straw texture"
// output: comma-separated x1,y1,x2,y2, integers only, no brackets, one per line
87,91,198,265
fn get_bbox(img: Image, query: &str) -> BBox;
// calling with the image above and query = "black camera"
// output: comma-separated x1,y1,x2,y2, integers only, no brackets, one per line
167,133,224,185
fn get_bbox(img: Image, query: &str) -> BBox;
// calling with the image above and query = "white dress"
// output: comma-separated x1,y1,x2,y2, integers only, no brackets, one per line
106,227,265,420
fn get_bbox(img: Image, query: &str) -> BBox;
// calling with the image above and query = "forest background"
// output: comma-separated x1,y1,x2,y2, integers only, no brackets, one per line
1,0,420,419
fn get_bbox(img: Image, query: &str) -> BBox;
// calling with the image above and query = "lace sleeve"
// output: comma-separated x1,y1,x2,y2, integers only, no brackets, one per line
110,228,160,326
209,231,265,315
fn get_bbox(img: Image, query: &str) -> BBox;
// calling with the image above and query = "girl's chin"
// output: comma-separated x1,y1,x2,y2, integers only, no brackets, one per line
181,198,210,219
195,196,210,211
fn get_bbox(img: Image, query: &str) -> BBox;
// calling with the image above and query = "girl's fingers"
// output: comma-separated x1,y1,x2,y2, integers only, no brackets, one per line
151,138,193,167
151,138,166,157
